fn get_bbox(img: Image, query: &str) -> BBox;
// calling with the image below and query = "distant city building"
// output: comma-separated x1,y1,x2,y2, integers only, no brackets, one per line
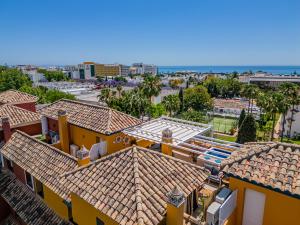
119,64,130,76
131,63,157,75
77,62,96,80
16,65,46,83
239,73,300,88
94,63,120,77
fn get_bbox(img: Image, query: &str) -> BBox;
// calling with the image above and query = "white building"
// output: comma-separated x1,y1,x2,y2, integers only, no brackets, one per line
131,63,157,75
281,105,300,138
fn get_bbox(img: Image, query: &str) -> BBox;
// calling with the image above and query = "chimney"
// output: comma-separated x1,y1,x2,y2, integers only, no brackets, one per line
161,128,173,156
77,146,90,166
166,186,185,225
58,110,70,154
2,117,12,142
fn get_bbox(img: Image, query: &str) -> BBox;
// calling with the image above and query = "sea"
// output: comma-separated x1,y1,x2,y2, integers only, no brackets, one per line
158,66,300,75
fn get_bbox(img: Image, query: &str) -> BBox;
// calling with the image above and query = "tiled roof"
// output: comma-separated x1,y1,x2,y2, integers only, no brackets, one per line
0,170,71,225
222,142,300,197
0,90,38,104
2,214,20,225
0,104,40,129
59,146,208,225
38,99,142,135
0,131,78,198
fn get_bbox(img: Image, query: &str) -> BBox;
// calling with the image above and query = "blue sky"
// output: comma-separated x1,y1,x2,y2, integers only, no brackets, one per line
0,0,299,66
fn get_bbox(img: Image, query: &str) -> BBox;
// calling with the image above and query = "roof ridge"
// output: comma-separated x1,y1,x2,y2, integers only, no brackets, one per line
1,89,38,101
132,146,145,225
12,130,78,162
59,145,136,179
0,103,40,115
106,108,113,134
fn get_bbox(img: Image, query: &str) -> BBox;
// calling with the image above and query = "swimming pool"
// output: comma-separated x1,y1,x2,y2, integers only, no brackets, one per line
207,151,228,159
211,148,232,155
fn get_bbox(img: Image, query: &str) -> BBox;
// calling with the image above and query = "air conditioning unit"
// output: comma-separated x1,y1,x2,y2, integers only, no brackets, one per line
206,201,221,225
216,187,232,204
70,144,79,157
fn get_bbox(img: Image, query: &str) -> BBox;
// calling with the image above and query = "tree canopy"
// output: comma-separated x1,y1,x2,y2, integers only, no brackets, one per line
183,85,213,111
0,68,32,92
38,69,68,81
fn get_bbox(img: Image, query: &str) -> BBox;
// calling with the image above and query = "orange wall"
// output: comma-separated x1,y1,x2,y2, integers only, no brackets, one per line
229,177,300,225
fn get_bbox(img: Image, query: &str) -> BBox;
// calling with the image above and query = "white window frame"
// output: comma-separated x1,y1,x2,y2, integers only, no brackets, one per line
24,171,35,191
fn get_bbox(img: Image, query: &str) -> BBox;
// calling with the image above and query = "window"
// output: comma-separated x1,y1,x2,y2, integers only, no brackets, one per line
96,218,105,225
0,154,4,168
25,171,35,191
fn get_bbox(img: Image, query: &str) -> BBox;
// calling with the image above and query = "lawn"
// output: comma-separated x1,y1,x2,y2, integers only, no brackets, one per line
213,134,237,142
212,116,237,134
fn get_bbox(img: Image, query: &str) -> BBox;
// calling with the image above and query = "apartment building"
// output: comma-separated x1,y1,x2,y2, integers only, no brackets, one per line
131,63,157,75
95,63,120,77
38,99,142,155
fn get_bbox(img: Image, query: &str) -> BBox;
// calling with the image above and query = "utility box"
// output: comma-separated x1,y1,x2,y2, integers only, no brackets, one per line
206,201,221,225
216,187,232,204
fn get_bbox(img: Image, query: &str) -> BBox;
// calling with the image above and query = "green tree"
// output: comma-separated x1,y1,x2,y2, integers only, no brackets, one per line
237,114,257,144
241,84,260,113
238,109,246,129
261,92,285,141
97,88,111,103
140,76,161,102
38,69,68,82
116,85,123,97
44,89,75,103
146,103,166,118
0,69,32,91
180,110,208,123
178,87,184,112
278,82,298,141
183,85,213,111
162,94,180,116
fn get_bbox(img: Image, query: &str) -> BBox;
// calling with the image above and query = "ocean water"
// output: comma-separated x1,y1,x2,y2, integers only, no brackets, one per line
158,66,300,75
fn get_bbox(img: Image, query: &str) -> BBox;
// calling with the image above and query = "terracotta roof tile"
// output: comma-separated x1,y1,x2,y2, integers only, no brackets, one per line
0,170,71,225
0,90,38,104
59,146,209,225
222,142,300,197
0,131,78,198
38,99,142,134
0,104,40,129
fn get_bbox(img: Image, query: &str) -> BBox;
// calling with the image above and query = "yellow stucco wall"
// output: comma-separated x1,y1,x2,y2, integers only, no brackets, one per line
136,139,154,148
68,125,133,154
43,185,70,220
229,177,300,225
71,193,119,225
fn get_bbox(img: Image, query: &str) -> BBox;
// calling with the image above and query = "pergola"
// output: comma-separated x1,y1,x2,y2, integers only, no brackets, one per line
124,116,212,145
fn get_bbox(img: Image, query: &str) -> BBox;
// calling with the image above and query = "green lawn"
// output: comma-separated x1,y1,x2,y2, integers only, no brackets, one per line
280,138,300,145
213,134,237,142
212,116,237,134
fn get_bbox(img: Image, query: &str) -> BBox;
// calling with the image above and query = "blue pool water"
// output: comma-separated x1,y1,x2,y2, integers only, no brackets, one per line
207,151,228,159
211,148,232,155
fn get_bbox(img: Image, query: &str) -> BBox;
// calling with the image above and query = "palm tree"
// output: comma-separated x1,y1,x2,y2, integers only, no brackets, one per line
240,84,260,114
116,85,123,98
278,83,298,141
262,92,285,141
141,76,162,102
283,84,300,139
97,88,111,103
162,95,180,116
